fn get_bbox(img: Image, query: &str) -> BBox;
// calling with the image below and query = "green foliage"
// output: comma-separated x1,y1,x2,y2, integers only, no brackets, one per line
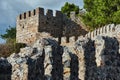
61,2,79,17
15,43,26,53
113,11,120,23
83,0,120,30
1,27,16,40
0,44,13,57
0,43,26,57
0,27,26,57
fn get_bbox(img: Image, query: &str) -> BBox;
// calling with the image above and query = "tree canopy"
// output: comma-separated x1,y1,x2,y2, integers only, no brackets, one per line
1,27,16,40
0,27,26,56
61,2,79,17
83,0,120,30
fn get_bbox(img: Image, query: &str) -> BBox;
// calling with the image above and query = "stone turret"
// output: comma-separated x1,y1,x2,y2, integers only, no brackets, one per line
16,7,88,45
16,7,64,45
16,7,43,44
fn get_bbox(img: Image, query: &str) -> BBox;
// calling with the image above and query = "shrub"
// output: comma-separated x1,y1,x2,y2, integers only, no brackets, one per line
0,43,26,57
0,44,13,57
15,43,26,53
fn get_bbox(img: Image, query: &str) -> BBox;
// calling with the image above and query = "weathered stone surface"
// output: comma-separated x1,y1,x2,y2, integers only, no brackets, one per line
16,7,87,45
62,46,79,80
62,47,71,79
75,38,96,80
4,38,63,80
2,33,120,80
95,36,105,67
94,36,120,80
0,57,12,80
85,24,120,42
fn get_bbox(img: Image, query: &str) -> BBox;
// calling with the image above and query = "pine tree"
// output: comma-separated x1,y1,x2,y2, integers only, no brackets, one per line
61,2,79,17
83,0,120,30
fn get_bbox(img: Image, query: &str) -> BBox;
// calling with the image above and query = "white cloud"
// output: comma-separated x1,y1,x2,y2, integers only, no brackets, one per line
24,0,83,10
0,0,83,43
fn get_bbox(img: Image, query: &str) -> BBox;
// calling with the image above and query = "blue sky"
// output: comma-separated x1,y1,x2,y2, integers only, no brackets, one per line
0,0,84,43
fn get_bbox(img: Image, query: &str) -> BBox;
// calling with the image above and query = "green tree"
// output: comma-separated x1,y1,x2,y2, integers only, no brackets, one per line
83,0,120,30
61,2,79,17
1,27,16,40
0,27,26,57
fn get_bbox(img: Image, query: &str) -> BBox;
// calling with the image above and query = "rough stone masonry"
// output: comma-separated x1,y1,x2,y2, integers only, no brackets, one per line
16,7,87,45
1,36,120,80
1,7,120,80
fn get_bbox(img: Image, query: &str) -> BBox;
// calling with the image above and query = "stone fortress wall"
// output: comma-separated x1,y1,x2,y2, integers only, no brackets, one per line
85,24,120,41
54,23,120,47
16,7,63,44
16,7,88,45
1,7,120,80
1,36,120,80
16,7,120,47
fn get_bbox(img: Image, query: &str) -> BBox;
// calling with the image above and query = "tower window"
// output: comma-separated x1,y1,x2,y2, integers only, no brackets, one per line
22,25,24,29
29,11,31,17
33,9,36,15
19,14,22,19
24,13,26,19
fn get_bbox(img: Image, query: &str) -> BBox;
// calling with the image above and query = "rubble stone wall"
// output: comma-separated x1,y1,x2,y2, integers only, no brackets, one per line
6,6,120,80
85,24,120,42
1,37,120,80
16,7,87,45
16,8,40,44
0,58,12,80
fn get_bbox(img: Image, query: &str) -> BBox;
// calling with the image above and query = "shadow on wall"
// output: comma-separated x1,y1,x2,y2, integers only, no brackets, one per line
38,12,88,44
83,39,97,80
51,45,63,80
62,46,79,80
17,7,88,45
84,37,120,80
27,39,64,80
27,49,45,80
0,59,12,80
70,53,79,80
2,37,120,80
27,39,80,80
64,18,88,43
96,37,120,80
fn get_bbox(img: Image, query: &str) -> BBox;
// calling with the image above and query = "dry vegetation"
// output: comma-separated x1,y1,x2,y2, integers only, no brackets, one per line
0,44,13,57
0,43,26,58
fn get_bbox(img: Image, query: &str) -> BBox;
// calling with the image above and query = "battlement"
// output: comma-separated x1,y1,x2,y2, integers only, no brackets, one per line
85,24,119,39
53,36,77,47
16,7,87,45
17,7,63,20
17,7,44,20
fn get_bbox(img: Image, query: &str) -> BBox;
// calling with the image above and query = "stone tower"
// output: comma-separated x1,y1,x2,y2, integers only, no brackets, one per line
16,8,41,44
16,7,63,45
16,7,88,45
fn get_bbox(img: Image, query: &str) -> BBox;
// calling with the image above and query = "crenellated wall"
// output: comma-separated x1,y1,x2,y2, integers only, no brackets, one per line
85,24,120,41
16,7,88,45
38,8,63,38
16,8,41,44
1,36,120,80
16,7,120,47
16,7,63,45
